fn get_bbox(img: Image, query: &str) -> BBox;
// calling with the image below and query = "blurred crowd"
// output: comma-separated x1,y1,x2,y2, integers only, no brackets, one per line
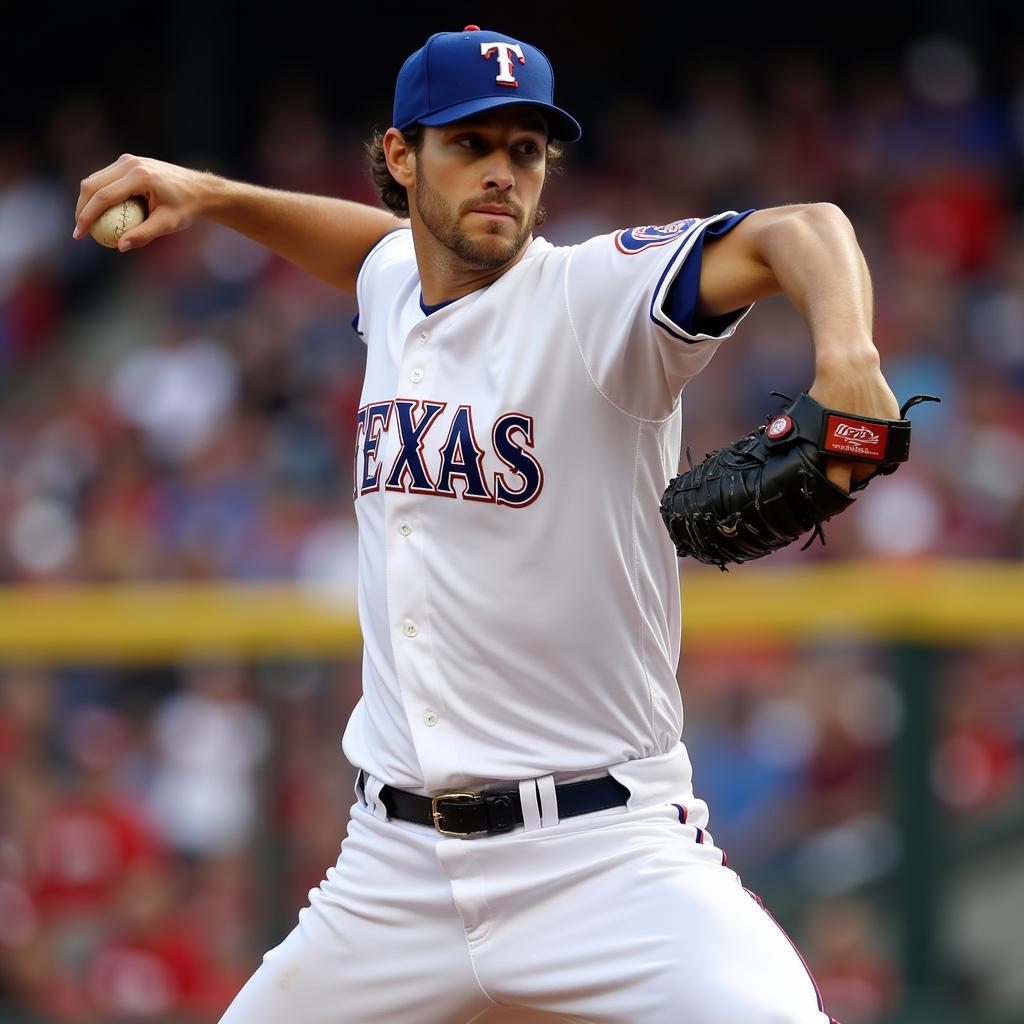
0,658,362,1021
0,29,1022,1024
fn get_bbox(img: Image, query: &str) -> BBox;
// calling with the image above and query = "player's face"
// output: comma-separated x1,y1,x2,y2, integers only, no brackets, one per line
412,108,548,271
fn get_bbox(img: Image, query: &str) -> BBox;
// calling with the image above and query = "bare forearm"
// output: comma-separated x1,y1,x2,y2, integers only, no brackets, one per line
758,203,878,370
199,173,404,293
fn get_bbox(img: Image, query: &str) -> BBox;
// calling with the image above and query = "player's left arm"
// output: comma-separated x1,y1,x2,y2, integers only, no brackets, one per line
694,202,900,491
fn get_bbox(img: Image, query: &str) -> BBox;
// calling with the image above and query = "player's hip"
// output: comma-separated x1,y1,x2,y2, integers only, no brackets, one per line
354,742,721,857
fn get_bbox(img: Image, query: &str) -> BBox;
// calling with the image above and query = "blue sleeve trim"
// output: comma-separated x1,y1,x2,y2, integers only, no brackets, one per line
661,209,757,342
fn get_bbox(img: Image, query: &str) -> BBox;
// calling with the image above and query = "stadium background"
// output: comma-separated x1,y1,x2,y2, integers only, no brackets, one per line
1,2,1023,1021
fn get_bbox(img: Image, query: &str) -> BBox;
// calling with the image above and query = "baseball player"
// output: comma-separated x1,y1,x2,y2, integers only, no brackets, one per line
73,25,901,1024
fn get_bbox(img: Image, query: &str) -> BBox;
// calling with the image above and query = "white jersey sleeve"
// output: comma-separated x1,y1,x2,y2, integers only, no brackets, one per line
565,210,757,420
352,226,416,344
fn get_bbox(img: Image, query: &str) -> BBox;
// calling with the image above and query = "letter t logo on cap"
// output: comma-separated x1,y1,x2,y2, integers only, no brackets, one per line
481,41,526,87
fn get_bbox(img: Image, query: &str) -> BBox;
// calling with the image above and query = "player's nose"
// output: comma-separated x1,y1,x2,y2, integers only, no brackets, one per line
482,150,515,191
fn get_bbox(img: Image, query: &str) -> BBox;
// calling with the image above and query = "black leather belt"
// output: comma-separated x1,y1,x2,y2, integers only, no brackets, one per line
360,770,630,837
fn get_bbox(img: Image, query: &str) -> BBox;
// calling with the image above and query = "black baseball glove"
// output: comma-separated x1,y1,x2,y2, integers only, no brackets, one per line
659,390,940,571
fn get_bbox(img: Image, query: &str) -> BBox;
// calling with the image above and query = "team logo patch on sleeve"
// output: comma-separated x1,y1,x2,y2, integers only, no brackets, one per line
614,218,699,254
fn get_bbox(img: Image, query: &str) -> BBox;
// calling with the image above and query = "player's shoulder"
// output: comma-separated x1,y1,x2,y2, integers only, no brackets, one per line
354,226,416,340
565,213,751,278
571,217,706,260
609,217,705,255
356,225,415,288
578,212,756,254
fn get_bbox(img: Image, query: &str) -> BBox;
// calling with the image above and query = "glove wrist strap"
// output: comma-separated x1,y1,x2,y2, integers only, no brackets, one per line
764,392,911,465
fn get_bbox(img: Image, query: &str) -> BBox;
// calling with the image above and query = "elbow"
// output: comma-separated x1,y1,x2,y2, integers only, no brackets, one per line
800,201,855,234
765,203,857,256
759,202,853,253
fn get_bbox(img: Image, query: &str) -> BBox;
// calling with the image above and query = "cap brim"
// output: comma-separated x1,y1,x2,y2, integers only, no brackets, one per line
414,96,582,142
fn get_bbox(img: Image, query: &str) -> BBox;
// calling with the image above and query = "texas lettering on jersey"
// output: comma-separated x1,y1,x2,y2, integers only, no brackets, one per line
354,399,544,508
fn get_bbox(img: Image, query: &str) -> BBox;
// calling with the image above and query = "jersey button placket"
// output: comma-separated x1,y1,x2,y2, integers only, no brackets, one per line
387,508,447,783
385,316,457,789
402,319,437,392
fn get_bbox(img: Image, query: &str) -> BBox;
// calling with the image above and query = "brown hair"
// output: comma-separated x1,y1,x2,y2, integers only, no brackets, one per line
363,124,564,222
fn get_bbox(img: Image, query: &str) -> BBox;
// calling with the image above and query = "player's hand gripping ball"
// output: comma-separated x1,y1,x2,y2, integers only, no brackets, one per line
89,196,148,248
659,390,941,571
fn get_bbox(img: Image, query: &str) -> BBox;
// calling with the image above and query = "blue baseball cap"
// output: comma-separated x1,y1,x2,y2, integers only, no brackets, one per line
393,26,582,143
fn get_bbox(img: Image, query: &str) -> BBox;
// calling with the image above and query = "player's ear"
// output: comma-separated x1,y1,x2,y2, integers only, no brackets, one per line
383,127,416,190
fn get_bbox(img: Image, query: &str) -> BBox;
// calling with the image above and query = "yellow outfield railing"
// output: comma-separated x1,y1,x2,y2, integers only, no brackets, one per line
0,560,1016,661
0,583,361,661
677,559,1024,645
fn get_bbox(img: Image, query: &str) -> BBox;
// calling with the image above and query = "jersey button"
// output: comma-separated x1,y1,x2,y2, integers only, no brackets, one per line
403,620,419,638
419,330,429,342
398,521,412,536
410,368,424,384
423,711,439,727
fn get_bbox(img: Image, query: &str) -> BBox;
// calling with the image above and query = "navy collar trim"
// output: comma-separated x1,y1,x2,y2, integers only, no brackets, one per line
419,293,458,317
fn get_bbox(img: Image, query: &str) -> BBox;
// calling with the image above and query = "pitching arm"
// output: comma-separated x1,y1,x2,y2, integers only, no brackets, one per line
73,153,403,294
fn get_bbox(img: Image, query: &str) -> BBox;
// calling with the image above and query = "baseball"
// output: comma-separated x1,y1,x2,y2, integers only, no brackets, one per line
90,196,148,248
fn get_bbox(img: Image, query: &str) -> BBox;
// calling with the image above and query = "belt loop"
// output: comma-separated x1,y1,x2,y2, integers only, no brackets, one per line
361,773,388,820
518,778,542,831
537,774,558,827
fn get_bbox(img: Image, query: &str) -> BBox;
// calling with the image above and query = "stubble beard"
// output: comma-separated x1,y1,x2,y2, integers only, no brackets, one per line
414,162,537,271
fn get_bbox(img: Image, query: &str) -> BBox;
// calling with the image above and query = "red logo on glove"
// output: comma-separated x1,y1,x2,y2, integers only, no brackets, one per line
766,416,792,439
824,415,888,461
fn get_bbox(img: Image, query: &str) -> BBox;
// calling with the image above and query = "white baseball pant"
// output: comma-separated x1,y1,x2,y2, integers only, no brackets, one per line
218,750,839,1024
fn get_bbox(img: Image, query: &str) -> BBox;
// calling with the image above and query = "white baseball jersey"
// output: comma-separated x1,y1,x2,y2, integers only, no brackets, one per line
346,210,757,795
220,206,846,1024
